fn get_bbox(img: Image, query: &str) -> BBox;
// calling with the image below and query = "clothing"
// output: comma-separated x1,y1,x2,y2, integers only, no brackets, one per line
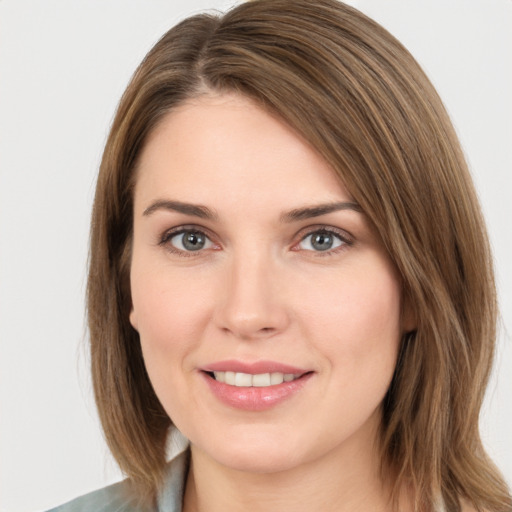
46,449,189,512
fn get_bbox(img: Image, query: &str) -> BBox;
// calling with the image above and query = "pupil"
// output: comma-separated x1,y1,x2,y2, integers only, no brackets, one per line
312,232,332,251
183,231,205,251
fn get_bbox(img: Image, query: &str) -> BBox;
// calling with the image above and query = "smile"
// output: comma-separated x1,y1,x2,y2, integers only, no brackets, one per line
200,362,313,411
211,371,299,387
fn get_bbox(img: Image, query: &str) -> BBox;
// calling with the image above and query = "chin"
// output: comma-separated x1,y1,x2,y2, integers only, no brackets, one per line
216,448,301,474
194,428,305,474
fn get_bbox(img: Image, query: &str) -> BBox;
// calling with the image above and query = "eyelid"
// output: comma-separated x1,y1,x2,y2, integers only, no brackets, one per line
156,223,353,257
158,225,220,255
292,225,354,253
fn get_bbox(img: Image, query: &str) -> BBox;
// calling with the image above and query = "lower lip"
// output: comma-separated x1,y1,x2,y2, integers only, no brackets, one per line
201,372,313,411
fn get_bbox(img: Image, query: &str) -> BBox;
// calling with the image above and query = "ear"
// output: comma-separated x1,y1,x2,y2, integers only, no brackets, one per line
129,307,139,332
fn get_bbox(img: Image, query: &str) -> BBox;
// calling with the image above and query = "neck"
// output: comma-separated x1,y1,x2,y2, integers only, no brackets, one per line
182,416,396,512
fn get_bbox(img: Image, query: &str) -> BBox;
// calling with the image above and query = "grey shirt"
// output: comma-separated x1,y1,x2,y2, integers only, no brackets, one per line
47,449,189,512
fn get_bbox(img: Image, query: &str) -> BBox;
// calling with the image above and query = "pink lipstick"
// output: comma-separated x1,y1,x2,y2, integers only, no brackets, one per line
200,360,313,411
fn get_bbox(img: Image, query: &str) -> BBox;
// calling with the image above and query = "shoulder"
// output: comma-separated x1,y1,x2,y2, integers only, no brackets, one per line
46,448,189,512
45,478,148,512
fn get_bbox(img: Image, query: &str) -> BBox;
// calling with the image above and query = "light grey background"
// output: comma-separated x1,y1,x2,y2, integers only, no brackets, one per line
0,1,510,511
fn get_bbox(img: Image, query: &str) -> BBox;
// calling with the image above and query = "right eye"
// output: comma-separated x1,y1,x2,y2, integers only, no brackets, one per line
163,229,215,254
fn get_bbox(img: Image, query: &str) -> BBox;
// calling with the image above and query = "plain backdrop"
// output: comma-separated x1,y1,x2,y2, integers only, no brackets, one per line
0,1,510,511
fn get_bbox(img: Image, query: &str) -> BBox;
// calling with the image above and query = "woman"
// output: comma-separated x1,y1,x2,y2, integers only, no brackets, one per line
49,0,511,511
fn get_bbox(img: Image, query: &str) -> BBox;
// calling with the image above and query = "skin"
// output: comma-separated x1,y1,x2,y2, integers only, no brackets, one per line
129,93,415,512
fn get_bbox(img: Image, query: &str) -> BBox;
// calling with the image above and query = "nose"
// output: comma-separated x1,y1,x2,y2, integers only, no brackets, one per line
214,252,290,340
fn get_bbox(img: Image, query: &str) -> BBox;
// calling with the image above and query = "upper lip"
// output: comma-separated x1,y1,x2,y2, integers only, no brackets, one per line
201,360,309,375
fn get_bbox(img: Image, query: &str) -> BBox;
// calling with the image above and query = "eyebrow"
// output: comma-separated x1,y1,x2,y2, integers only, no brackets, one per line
280,201,362,222
142,199,362,222
143,200,218,220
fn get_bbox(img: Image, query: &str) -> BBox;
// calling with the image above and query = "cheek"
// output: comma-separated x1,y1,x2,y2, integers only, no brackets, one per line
129,264,215,422
299,258,403,375
129,262,212,367
304,261,403,440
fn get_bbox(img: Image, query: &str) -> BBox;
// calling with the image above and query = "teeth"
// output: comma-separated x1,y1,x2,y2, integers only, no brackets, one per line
270,372,284,385
211,371,298,387
252,373,271,387
213,371,225,383
235,372,252,387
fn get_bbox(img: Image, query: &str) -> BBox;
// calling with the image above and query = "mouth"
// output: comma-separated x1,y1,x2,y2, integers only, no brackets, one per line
199,361,313,411
205,370,306,387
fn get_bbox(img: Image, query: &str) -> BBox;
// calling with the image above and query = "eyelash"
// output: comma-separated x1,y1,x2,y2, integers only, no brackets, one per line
158,226,219,258
158,225,353,257
293,226,353,257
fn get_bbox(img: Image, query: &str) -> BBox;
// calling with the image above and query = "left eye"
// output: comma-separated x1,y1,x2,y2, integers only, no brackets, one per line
168,230,214,252
298,230,345,252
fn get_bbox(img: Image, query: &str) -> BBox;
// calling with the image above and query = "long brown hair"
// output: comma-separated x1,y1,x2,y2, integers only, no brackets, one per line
87,1,511,510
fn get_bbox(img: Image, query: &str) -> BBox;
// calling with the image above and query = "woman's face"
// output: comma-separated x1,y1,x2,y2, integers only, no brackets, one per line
130,93,411,474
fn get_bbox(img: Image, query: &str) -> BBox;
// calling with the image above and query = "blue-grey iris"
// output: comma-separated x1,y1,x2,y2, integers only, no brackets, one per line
182,231,206,251
311,232,334,251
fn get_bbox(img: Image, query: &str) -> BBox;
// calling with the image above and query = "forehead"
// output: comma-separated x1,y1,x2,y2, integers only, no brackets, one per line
134,93,352,212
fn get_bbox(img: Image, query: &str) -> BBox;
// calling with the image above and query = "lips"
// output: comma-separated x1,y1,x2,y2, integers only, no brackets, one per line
203,359,308,374
200,360,313,411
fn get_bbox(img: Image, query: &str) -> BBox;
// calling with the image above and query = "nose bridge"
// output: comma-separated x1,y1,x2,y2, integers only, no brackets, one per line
216,244,288,339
